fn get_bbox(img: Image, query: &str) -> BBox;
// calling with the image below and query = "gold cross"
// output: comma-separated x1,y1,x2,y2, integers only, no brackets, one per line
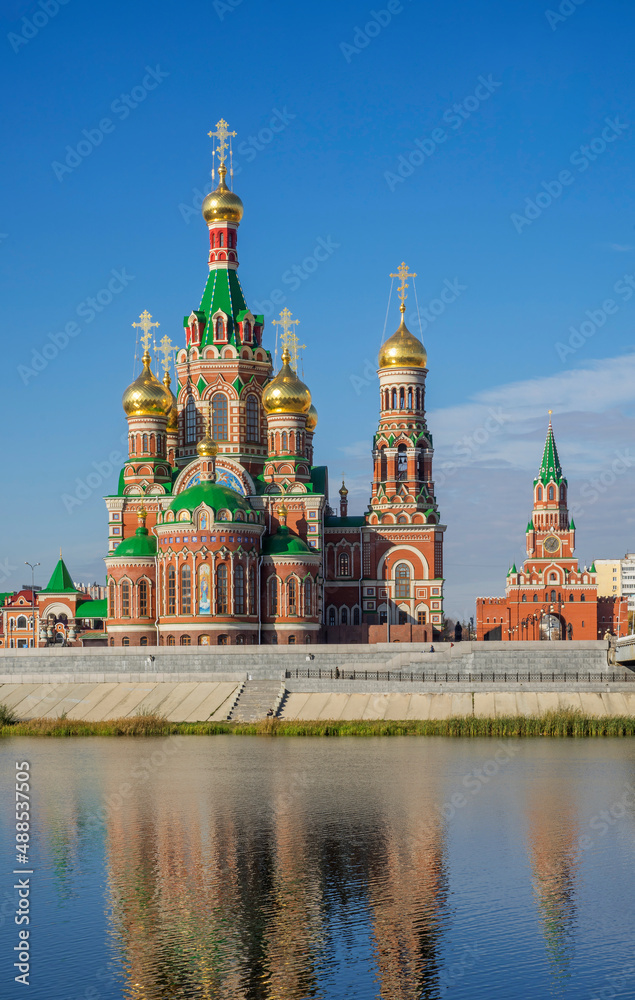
390,261,417,305
157,335,175,373
132,310,160,351
207,117,237,168
272,307,305,371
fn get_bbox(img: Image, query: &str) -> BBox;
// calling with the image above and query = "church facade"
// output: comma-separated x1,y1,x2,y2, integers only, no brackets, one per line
102,120,445,647
476,419,627,641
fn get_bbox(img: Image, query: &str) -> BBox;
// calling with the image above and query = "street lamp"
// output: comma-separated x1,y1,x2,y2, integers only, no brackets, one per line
24,562,39,649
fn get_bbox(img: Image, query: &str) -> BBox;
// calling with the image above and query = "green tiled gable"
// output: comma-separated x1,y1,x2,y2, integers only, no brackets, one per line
198,268,248,348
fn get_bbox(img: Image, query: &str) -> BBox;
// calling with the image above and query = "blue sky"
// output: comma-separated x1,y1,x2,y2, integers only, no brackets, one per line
2,0,635,617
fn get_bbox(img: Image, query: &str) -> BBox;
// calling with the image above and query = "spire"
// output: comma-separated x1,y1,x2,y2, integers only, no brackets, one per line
41,556,79,594
537,413,564,485
339,476,349,518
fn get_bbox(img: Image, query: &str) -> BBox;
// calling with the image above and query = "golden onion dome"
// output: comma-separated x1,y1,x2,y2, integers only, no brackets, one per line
202,166,244,224
163,371,178,433
339,479,349,497
122,351,172,418
378,306,427,369
197,421,219,458
262,349,312,415
306,402,318,432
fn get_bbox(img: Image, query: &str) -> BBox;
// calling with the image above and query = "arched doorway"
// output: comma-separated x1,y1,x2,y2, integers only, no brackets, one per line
540,613,562,641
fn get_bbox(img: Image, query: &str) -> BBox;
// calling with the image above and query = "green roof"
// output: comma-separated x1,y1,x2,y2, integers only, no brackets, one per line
536,420,565,486
75,599,107,619
526,520,534,532
589,562,596,573
113,527,157,558
263,525,312,556
311,466,327,496
197,268,248,348
41,557,79,594
569,519,576,530
168,480,249,515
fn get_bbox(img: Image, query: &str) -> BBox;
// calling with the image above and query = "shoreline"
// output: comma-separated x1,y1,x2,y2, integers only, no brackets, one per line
2,712,635,738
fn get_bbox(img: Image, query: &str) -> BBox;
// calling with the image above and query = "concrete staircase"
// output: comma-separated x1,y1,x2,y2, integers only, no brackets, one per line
228,680,285,722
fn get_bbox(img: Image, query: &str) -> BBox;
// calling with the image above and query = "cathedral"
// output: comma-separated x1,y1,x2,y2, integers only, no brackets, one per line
102,120,445,647
476,418,627,641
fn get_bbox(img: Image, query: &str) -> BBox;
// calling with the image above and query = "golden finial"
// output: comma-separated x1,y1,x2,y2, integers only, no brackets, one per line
277,502,288,525
138,506,148,525
132,310,160,353
158,335,175,374
207,117,237,180
273,308,306,372
390,262,417,314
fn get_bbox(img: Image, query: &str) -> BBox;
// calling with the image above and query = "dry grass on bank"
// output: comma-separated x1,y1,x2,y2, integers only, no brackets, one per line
1,710,635,738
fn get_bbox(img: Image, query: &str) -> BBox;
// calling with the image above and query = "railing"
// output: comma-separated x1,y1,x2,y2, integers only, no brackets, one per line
285,669,635,683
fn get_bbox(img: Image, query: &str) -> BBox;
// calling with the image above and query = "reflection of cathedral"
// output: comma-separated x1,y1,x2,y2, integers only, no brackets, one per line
477,417,627,641
103,119,445,646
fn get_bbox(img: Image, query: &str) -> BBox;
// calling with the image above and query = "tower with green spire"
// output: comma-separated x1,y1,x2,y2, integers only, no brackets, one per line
526,415,575,560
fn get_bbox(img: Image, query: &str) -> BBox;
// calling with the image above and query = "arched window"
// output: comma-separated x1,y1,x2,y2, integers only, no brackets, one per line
407,388,412,409
569,594,574,602
17,615,27,629
181,565,191,615
249,565,256,616
353,606,360,625
215,317,225,341
216,564,228,614
269,577,278,616
548,486,554,500
341,607,348,625
180,635,191,645
380,449,387,481
395,563,410,599
304,577,312,616
122,637,129,646
243,321,250,342
282,431,288,452
328,608,336,626
305,635,311,644
121,581,130,617
581,593,586,602
212,394,228,440
339,552,350,576
288,579,297,615
139,580,148,617
522,594,527,602
537,486,542,500
391,388,397,409
533,594,538,602
168,566,176,615
109,581,116,617
550,573,557,581
140,636,148,646
551,589,556,602
234,564,245,614
397,444,408,480
130,435,136,454
246,395,259,442
399,387,405,409
167,635,175,646
185,397,197,444
142,433,148,454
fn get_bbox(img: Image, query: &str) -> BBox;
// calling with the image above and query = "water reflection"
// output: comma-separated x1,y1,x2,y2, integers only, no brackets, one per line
11,737,635,999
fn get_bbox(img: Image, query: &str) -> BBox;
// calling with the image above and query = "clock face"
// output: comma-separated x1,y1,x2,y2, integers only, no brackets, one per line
544,535,560,554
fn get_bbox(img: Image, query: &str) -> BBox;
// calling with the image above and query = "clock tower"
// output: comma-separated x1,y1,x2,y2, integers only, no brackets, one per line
525,414,576,561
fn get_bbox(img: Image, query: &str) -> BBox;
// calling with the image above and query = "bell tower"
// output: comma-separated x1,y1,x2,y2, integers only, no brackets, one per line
370,263,439,526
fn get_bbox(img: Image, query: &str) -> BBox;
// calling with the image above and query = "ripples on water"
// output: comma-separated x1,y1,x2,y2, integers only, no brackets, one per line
1,737,634,999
